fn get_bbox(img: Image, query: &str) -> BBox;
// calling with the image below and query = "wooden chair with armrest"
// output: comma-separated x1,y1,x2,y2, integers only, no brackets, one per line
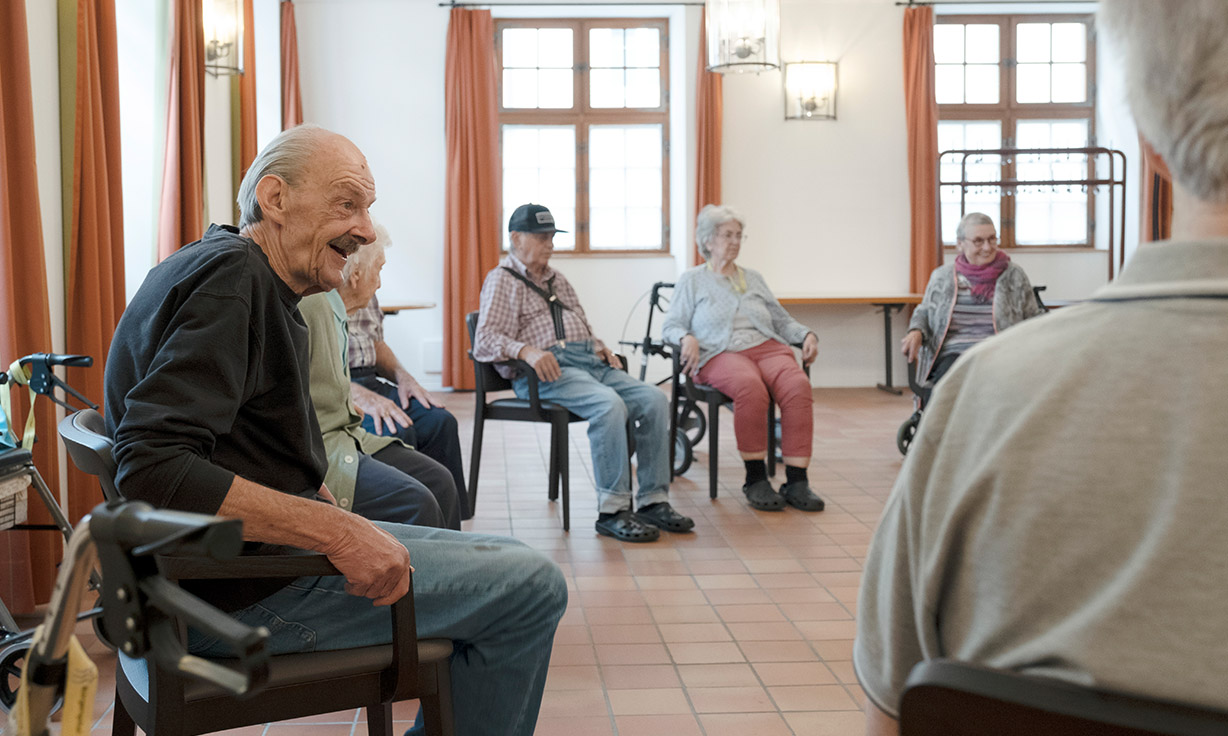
58,408,456,736
900,659,1228,736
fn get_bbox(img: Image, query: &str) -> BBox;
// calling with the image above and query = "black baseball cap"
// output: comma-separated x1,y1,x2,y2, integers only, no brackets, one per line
508,203,567,234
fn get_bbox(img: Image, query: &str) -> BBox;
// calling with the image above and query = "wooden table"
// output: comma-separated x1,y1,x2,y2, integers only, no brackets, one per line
776,294,924,394
379,302,436,315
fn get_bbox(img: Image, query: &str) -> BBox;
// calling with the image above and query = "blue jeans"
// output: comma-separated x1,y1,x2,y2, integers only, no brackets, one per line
512,341,671,514
190,524,567,736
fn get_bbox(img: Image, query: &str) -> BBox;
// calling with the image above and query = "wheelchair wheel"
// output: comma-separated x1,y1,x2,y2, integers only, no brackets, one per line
673,428,693,476
897,411,922,456
0,642,62,715
677,403,706,447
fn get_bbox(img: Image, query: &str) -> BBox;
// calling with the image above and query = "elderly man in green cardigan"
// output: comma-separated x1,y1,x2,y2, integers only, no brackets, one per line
299,250,460,530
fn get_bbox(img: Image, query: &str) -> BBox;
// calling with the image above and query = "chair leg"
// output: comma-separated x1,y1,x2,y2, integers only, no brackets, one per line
366,703,394,736
669,375,680,479
558,419,571,532
767,400,777,478
468,414,485,512
111,693,137,736
424,658,456,736
708,397,720,500
548,426,560,502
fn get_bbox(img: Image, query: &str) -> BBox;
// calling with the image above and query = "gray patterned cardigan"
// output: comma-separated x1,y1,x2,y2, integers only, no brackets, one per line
661,265,814,370
909,261,1041,381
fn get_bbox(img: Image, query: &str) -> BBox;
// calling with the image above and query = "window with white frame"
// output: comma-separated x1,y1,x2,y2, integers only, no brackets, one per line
936,15,1096,247
497,19,670,254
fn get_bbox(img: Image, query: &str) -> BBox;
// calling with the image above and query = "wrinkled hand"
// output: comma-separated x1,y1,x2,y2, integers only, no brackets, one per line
394,369,443,410
323,516,413,606
519,345,562,382
679,335,701,377
901,330,923,364
351,382,412,435
801,333,819,367
596,343,624,370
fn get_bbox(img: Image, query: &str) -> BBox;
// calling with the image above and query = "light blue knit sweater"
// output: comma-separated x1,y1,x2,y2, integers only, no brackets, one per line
661,265,814,369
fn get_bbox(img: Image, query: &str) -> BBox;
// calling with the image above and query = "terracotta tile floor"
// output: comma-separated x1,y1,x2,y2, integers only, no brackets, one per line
20,387,911,735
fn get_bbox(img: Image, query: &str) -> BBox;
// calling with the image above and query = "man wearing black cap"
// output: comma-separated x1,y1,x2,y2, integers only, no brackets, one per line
474,203,693,542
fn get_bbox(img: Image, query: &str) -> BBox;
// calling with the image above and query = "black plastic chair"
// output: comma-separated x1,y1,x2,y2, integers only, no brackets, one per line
667,342,810,500
465,311,585,531
900,659,1228,736
58,409,456,736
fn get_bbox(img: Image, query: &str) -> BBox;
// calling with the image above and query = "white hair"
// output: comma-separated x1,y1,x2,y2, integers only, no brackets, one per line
236,123,329,229
342,221,390,281
695,204,744,260
955,212,994,242
1099,0,1228,201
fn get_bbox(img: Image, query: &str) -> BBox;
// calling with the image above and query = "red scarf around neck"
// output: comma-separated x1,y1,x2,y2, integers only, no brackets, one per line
953,251,1010,304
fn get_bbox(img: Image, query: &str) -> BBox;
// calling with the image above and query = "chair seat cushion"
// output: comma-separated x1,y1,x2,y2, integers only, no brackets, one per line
487,398,582,423
120,638,454,702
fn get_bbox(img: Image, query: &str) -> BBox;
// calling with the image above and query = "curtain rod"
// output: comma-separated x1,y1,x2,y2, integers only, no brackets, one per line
440,1,704,6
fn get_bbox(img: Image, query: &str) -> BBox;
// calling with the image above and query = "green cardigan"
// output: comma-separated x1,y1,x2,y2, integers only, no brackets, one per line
301,291,398,510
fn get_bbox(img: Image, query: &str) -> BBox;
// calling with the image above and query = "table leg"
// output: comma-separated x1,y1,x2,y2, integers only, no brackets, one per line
874,303,903,395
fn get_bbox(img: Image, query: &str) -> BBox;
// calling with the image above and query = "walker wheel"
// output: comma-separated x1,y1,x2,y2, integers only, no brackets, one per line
673,429,693,476
0,642,62,715
677,404,706,447
897,412,922,456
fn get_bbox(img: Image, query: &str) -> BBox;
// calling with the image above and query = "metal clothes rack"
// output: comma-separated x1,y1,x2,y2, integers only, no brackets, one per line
938,146,1128,280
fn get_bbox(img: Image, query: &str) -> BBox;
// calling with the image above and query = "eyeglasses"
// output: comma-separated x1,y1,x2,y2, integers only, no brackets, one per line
963,236,998,247
715,229,743,241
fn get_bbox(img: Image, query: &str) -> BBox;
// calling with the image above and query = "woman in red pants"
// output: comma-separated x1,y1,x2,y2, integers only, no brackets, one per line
662,205,823,512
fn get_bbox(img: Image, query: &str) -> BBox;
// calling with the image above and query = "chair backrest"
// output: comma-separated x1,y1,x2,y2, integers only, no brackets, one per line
465,311,513,394
900,659,1228,736
58,408,122,502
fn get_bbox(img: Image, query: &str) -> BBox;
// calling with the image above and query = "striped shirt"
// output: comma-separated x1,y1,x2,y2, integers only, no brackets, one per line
937,275,995,361
346,295,383,370
473,253,596,379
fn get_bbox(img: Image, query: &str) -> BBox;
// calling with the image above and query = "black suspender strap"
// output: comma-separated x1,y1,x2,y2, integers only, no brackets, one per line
501,266,571,343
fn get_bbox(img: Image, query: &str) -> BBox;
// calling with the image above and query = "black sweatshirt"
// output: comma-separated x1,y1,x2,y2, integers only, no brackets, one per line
105,225,328,610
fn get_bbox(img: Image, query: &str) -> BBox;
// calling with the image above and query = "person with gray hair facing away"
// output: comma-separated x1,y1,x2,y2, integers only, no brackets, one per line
662,204,822,513
105,124,565,736
343,224,470,519
855,2,1228,734
902,212,1041,385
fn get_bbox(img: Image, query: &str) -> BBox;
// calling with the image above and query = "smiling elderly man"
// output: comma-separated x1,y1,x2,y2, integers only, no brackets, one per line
105,125,565,736
473,203,694,543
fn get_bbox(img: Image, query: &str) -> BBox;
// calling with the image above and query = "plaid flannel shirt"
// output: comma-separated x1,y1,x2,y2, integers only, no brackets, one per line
473,254,596,379
346,295,383,371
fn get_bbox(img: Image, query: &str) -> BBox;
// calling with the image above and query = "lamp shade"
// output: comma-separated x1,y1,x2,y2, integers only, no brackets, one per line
706,0,780,74
204,0,244,76
784,61,837,120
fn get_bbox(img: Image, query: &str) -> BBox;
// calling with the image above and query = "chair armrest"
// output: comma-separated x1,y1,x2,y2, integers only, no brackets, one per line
508,359,552,416
159,548,423,699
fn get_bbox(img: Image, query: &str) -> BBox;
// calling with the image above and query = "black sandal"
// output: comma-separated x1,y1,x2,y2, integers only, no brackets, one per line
595,509,661,543
743,479,786,511
635,502,695,533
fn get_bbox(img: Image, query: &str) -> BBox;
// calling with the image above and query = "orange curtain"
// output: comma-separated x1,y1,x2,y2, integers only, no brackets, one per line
1140,135,1172,242
903,6,940,292
694,7,722,266
281,0,303,129
65,0,125,521
238,0,258,179
0,0,64,611
157,0,205,260
442,8,500,391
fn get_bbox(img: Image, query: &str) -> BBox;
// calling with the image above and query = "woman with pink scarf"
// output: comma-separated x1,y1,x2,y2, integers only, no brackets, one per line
902,213,1042,384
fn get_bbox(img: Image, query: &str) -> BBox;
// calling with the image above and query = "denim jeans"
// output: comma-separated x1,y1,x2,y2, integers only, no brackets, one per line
189,524,567,736
513,341,671,514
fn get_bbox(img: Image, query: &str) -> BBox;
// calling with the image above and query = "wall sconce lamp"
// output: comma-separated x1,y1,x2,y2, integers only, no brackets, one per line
784,61,837,120
204,0,245,76
706,0,780,74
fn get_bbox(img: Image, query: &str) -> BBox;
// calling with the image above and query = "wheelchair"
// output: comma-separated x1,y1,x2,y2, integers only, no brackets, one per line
897,286,1050,455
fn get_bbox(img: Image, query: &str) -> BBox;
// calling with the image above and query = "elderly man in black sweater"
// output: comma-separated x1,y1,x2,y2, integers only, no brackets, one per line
105,124,565,736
